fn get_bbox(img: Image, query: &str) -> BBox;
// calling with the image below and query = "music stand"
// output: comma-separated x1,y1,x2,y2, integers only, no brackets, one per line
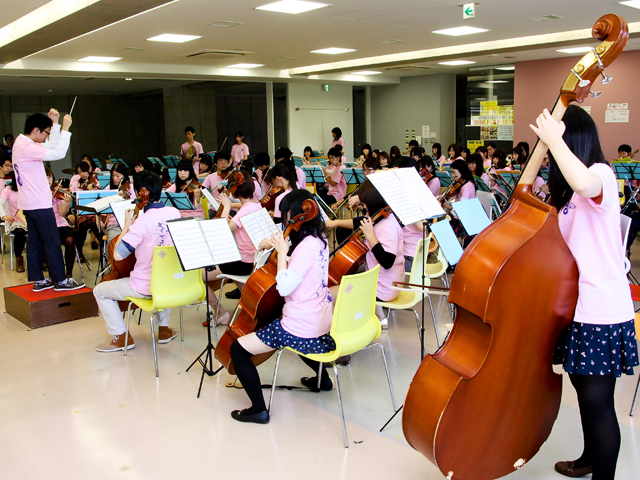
343,167,365,186
96,173,110,189
474,176,491,193
613,162,640,211
302,166,325,193
436,170,452,188
161,192,195,211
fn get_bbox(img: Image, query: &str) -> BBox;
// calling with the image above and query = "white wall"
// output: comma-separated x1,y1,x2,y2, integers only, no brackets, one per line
287,82,353,159
369,74,456,154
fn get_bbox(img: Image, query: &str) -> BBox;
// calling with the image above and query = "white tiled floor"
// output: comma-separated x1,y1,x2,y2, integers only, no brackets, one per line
0,246,639,479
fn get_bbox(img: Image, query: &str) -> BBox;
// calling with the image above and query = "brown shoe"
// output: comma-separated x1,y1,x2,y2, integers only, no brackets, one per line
96,332,135,352
16,256,25,273
554,461,593,478
158,326,177,344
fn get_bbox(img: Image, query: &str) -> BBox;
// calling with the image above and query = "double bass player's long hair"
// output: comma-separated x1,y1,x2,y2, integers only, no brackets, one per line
279,189,327,251
548,105,608,211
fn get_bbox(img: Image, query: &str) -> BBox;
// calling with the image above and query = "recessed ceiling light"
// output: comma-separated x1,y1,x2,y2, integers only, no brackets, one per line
147,34,202,43
78,56,122,62
227,63,264,68
486,80,508,83
438,60,476,66
350,71,382,75
125,78,133,81
619,1,640,10
256,1,330,14
210,21,244,28
311,47,356,54
432,26,489,36
556,46,593,54
495,66,515,71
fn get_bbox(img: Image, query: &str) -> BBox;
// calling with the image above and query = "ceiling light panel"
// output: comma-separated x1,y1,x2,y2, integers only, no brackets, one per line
147,34,201,43
432,26,489,36
556,46,593,54
619,1,640,10
495,66,515,71
78,56,122,62
256,1,330,14
438,60,476,66
350,71,382,75
486,80,508,83
210,21,244,27
311,47,356,54
227,63,264,68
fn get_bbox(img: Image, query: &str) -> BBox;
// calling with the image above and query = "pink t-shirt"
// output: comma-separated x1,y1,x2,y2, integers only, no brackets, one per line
365,215,405,302
12,131,71,210
166,184,204,218
231,143,250,167
280,235,333,338
533,176,547,199
480,172,491,188
273,187,292,218
70,174,80,191
251,178,262,202
558,163,634,325
295,166,306,190
427,177,441,197
181,141,203,159
122,205,181,296
52,197,70,228
402,223,423,259
231,202,262,263
483,159,492,169
1,186,19,217
202,172,225,201
105,184,135,227
327,164,346,200
332,137,345,151
456,181,476,201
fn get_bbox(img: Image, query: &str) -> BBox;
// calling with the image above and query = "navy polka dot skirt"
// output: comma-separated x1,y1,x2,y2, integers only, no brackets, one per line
554,319,639,377
256,319,336,355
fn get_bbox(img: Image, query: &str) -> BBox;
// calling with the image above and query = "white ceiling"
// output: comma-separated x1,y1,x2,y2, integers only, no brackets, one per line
1,0,639,95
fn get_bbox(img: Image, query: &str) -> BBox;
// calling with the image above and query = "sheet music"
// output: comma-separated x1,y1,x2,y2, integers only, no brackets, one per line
85,194,124,213
393,168,445,220
200,188,219,211
111,199,144,229
198,218,241,265
367,171,425,225
239,208,279,251
167,219,215,270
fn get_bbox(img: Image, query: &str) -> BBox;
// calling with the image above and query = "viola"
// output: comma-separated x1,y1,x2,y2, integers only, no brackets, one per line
402,14,628,480
50,180,71,200
327,206,392,287
181,178,201,194
118,180,132,199
420,167,433,183
80,172,101,190
214,172,245,218
259,185,284,211
214,199,320,373
103,188,150,282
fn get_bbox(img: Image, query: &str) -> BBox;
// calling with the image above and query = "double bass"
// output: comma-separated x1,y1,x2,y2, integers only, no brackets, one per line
402,14,628,480
214,199,320,373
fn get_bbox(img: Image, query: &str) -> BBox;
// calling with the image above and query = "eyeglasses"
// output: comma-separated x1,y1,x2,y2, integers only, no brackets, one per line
42,129,51,135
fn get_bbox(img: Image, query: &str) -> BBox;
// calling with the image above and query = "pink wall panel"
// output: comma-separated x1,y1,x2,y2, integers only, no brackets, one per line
514,50,640,160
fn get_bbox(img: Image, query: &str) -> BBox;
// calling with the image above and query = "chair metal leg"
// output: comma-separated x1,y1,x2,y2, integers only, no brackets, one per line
331,363,349,448
179,307,184,342
374,343,397,410
124,302,133,356
426,295,441,347
410,309,421,343
268,349,284,414
316,359,323,390
150,313,159,377
10,235,14,271
630,373,640,416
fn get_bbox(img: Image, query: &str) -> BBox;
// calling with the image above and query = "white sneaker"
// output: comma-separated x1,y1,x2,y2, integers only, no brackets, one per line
380,317,388,330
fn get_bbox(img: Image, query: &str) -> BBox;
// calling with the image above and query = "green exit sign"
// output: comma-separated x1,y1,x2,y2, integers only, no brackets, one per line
463,3,475,19
322,84,330,92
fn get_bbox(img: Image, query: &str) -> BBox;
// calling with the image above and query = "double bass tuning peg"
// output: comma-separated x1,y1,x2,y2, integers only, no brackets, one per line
589,91,602,99
571,69,591,88
601,72,613,84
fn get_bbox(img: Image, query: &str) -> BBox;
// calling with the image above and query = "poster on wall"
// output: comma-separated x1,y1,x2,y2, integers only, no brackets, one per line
605,103,629,123
497,125,514,141
481,126,498,141
472,103,514,126
467,140,484,152
422,125,430,139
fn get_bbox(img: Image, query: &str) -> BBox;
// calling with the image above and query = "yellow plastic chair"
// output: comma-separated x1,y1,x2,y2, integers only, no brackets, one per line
630,313,640,416
377,238,443,347
202,197,210,220
123,246,206,377
268,266,397,448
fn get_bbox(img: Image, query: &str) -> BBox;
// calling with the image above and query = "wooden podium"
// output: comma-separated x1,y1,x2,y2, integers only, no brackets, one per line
4,284,99,329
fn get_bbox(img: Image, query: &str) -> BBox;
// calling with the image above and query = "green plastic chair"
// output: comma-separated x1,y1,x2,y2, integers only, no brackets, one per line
268,266,397,448
123,246,206,377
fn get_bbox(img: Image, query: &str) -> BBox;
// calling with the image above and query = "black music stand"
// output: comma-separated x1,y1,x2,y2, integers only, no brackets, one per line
302,166,325,187
343,168,365,186
161,192,195,211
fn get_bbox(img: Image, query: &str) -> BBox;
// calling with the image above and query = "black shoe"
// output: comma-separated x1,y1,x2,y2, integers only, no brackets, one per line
225,288,241,299
91,240,99,250
33,278,54,292
231,409,270,424
554,461,593,478
54,278,85,291
335,355,351,366
301,376,333,392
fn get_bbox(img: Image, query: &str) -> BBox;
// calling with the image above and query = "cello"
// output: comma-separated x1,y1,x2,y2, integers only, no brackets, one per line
214,199,320,374
402,14,628,480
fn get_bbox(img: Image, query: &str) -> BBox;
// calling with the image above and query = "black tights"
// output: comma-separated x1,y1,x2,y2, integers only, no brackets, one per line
13,228,27,257
61,235,75,276
570,373,620,480
230,341,330,414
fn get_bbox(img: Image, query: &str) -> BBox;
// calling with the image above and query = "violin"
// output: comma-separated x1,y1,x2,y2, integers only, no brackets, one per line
118,180,131,199
438,177,465,203
50,180,71,200
327,206,392,287
103,188,150,282
214,199,320,373
402,14,627,479
214,172,245,218
420,167,433,183
181,178,201,194
80,172,101,190
259,184,284,211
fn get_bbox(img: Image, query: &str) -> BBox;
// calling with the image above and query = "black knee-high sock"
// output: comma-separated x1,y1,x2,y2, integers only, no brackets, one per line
298,355,330,385
569,373,620,480
230,341,266,413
